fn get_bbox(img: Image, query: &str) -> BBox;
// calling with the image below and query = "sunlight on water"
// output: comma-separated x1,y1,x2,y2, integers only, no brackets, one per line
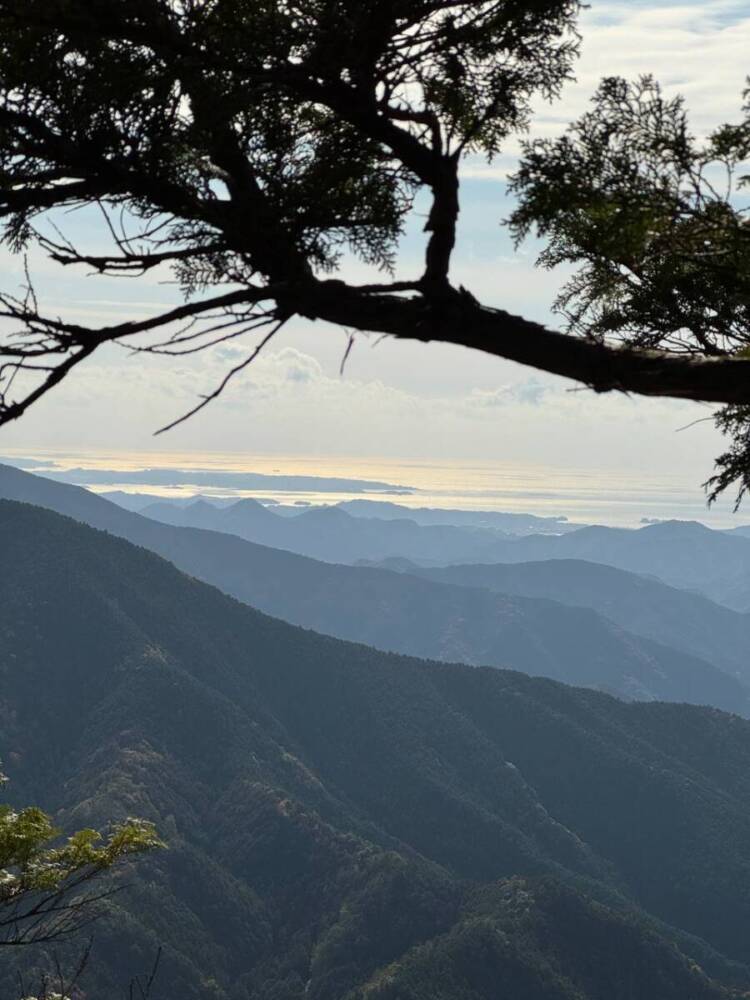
3,447,744,528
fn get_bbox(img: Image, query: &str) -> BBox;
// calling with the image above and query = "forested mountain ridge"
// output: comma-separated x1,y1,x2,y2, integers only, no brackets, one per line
455,520,750,612
2,499,750,998
377,557,750,684
0,464,745,712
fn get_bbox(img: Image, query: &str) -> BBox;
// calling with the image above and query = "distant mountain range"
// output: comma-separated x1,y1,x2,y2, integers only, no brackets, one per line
3,499,750,998
103,491,580,534
1,463,747,713
123,493,750,612
333,498,579,534
138,495,518,564
101,489,243,511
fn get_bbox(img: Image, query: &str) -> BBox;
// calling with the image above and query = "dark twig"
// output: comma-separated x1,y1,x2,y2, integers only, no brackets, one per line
154,316,288,434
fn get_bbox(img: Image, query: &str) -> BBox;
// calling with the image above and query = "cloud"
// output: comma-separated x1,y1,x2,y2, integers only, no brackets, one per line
277,348,325,384
572,0,749,125
460,0,750,182
0,339,724,484
468,380,550,408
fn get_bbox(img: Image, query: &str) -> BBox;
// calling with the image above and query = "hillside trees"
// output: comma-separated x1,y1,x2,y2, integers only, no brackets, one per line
4,500,750,996
0,2,748,495
0,767,161,946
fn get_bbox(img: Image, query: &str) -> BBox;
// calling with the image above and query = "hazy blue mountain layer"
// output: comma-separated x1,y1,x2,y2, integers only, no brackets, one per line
375,558,750,685
449,520,750,612
11,463,748,609
331,498,578,534
101,489,242,511
139,495,515,564
0,464,744,712
140,493,750,611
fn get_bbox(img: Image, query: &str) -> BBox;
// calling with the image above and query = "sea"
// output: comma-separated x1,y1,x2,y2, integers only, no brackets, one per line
3,448,747,530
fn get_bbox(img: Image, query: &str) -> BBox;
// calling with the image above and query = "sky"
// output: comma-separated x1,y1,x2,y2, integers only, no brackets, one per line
1,1,749,520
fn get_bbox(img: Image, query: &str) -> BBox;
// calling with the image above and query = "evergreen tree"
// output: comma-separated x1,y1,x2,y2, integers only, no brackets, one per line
0,3,747,495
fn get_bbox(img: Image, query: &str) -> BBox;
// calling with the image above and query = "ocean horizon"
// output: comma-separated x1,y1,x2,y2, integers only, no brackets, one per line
2,448,745,530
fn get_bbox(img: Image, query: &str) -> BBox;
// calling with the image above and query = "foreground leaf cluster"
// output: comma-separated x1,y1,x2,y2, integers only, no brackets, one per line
0,767,161,948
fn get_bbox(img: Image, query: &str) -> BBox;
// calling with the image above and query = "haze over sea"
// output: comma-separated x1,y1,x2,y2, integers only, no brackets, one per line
3,448,746,530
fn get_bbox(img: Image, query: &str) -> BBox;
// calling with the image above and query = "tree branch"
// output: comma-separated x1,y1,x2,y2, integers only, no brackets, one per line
3,278,750,433
39,239,229,275
0,285,283,424
301,281,750,405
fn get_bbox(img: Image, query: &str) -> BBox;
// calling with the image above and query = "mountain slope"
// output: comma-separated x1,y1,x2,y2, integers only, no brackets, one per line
387,558,750,684
2,500,750,997
0,464,744,712
354,878,731,1000
458,520,750,611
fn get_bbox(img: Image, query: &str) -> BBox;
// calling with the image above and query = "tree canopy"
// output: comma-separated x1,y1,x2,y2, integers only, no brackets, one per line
0,2,748,497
